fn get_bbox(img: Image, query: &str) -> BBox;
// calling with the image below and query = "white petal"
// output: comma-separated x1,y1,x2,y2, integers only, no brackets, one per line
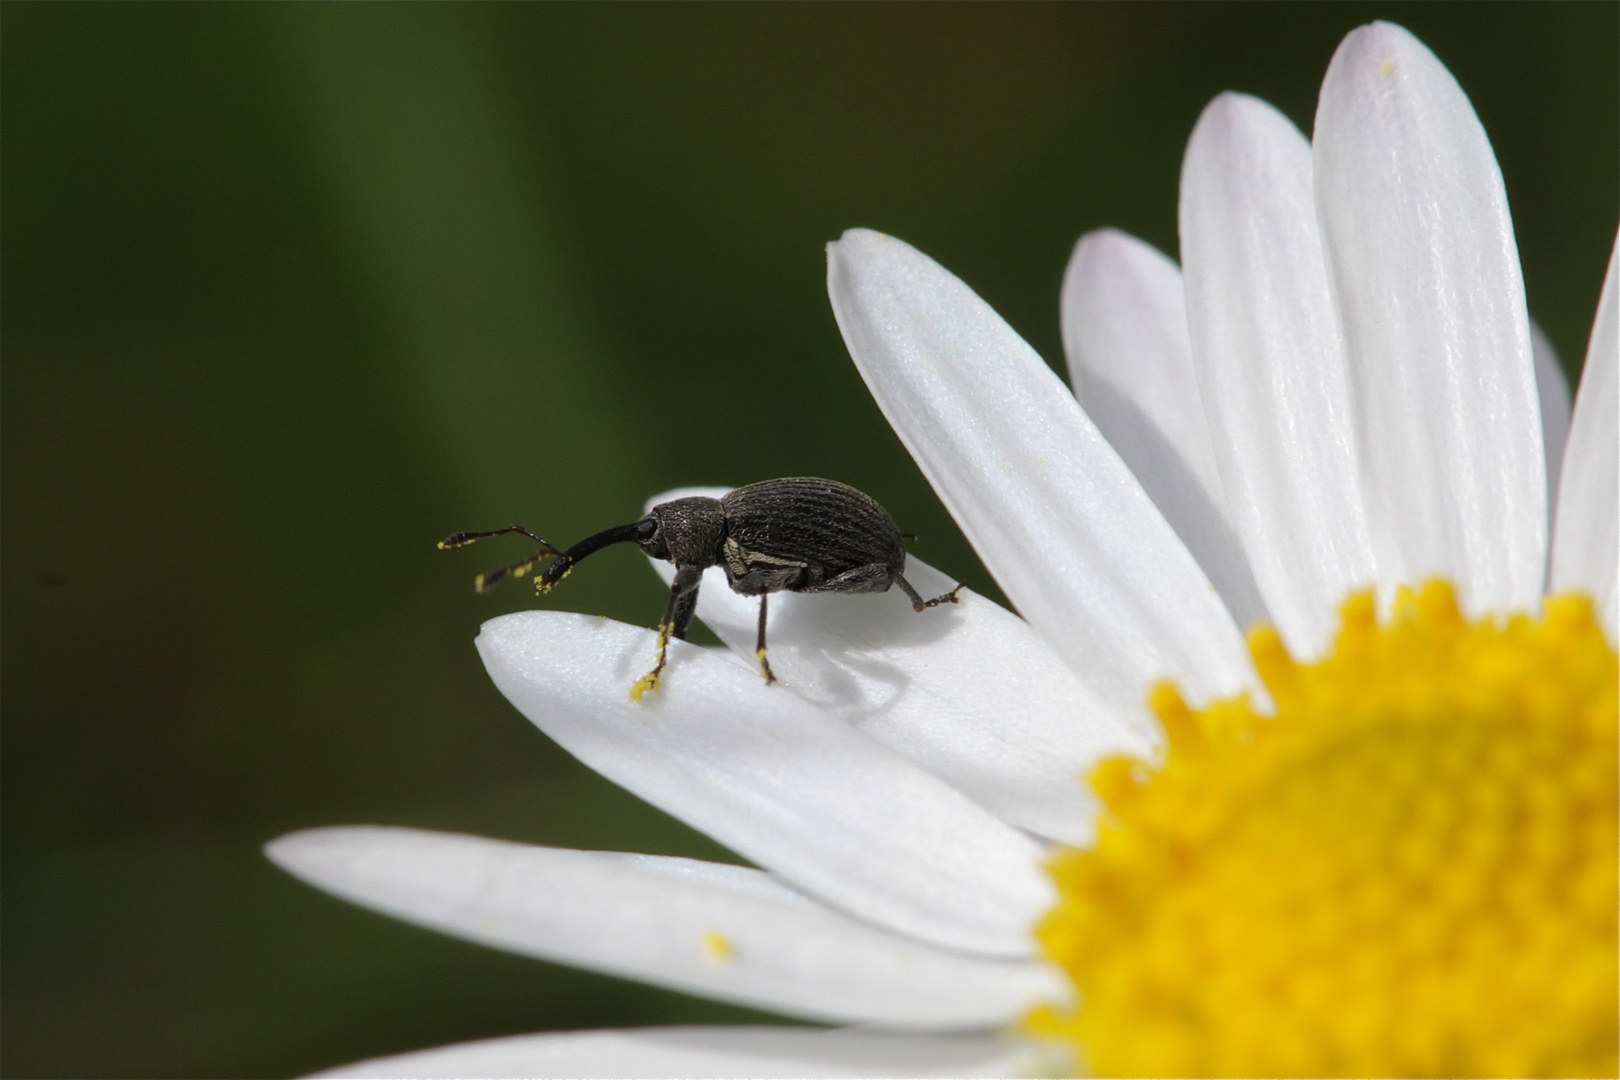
1551,237,1618,639
1179,93,1378,659
268,828,1061,1028
1314,22,1545,614
1060,229,1271,634
827,229,1254,736
476,611,1051,957
644,488,1148,845
1532,322,1572,528
310,1026,1039,1079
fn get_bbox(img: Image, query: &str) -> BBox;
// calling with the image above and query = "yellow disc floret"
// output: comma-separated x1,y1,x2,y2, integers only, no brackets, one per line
1029,581,1618,1078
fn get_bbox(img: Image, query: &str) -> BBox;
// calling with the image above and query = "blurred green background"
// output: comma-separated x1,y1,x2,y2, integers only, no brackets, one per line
3,3,1614,1076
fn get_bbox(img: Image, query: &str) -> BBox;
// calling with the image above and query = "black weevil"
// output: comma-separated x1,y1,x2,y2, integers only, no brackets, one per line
441,477,964,700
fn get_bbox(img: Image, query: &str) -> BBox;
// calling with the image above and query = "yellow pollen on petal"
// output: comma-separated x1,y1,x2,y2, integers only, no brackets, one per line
1029,580,1618,1078
702,929,734,961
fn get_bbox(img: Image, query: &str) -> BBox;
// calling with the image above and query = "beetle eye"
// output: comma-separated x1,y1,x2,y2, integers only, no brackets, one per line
637,519,658,540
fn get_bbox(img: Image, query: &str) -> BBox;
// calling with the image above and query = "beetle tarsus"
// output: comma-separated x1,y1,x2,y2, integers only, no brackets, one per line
895,573,966,612
630,621,676,702
919,582,968,609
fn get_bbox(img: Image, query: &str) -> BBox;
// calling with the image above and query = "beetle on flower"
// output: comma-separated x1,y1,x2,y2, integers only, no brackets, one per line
441,477,964,700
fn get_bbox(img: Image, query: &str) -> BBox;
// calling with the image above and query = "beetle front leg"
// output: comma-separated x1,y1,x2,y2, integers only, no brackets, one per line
630,565,703,702
755,593,777,686
669,578,701,641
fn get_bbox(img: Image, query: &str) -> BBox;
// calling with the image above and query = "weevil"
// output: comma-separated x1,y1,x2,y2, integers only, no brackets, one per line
440,477,964,700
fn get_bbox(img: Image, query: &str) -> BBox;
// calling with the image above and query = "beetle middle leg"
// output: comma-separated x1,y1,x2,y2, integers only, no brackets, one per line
631,564,703,702
894,573,967,613
754,593,777,686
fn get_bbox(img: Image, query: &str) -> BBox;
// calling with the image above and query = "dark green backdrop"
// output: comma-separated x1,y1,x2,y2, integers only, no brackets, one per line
4,4,1614,1077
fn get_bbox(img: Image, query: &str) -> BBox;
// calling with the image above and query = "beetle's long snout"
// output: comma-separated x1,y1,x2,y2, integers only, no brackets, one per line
537,522,646,590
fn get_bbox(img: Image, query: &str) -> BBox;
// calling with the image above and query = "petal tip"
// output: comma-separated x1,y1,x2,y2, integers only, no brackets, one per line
1330,20,1433,81
1187,90,1306,178
476,607,576,646
831,228,902,278
832,226,886,255
1066,228,1176,296
1071,226,1132,261
1201,88,1254,118
264,825,363,876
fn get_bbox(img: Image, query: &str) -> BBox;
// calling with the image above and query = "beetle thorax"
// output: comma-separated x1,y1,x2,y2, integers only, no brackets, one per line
646,496,728,567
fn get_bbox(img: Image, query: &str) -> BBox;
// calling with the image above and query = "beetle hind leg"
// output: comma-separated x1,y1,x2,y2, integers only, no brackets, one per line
894,573,966,613
755,594,777,686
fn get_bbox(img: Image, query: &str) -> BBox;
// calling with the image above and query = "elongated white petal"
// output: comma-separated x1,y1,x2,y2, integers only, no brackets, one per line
476,611,1051,957
644,488,1147,844
828,229,1254,735
1532,322,1572,521
1060,229,1270,634
268,828,1061,1028
1314,22,1544,614
1180,93,1378,659
310,1026,1038,1079
1551,238,1618,638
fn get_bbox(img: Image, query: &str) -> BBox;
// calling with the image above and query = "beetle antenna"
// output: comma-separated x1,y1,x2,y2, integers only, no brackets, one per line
438,524,567,594
438,524,560,552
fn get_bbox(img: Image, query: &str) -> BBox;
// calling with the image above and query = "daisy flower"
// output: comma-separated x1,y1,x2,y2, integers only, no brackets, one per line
269,21,1617,1078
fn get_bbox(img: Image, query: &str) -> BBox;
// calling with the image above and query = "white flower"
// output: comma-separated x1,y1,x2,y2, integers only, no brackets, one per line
268,21,1617,1079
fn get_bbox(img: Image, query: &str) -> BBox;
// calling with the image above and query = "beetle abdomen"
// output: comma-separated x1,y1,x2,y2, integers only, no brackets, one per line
720,477,906,581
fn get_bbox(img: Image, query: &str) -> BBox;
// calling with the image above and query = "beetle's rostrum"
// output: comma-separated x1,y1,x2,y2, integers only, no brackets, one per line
440,477,965,700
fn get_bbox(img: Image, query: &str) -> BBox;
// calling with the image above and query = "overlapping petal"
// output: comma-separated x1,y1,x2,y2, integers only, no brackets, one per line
1180,92,1377,658
1314,21,1545,614
1059,229,1270,634
1532,323,1573,519
268,828,1060,1029
1551,237,1618,638
476,611,1051,957
828,229,1254,736
311,1026,1036,1080
643,487,1146,844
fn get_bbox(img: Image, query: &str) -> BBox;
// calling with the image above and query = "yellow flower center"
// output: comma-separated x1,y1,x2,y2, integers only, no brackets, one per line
1028,580,1618,1078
